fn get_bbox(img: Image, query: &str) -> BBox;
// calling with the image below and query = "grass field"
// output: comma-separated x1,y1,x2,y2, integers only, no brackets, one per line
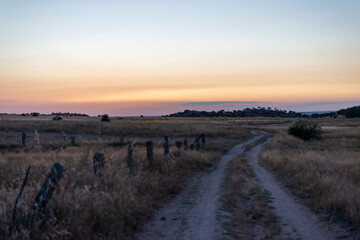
261,118,360,227
0,115,253,239
1,115,360,239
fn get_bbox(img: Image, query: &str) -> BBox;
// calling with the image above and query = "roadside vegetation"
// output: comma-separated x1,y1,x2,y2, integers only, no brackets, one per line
223,154,280,239
261,124,360,228
1,144,226,239
0,117,250,239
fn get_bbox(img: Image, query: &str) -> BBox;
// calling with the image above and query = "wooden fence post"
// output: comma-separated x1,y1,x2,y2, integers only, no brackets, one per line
174,140,182,156
200,133,206,147
164,135,169,155
175,140,182,149
190,144,194,151
127,141,133,168
120,135,124,145
93,152,105,174
10,166,31,233
183,139,189,150
70,136,76,146
146,140,154,165
21,133,26,147
32,162,64,210
194,133,204,151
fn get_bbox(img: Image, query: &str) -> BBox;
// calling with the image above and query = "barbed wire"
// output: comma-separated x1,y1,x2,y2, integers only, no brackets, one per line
1,133,201,192
0,136,140,179
1,133,207,236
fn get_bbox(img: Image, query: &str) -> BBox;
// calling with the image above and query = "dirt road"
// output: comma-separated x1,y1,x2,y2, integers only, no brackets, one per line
136,134,263,240
247,141,337,240
136,133,339,240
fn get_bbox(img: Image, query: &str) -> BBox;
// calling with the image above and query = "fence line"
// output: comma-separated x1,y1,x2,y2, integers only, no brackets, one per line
2,132,208,236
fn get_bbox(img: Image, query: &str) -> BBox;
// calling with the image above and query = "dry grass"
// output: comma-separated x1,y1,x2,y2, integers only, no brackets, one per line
261,125,360,227
0,115,252,139
1,144,226,239
0,117,250,239
222,154,280,239
3,115,359,238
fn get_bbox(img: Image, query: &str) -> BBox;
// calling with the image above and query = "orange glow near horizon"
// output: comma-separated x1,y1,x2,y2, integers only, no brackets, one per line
1,61,359,104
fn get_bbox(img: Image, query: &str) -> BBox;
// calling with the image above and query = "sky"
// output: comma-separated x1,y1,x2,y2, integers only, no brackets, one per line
0,0,359,116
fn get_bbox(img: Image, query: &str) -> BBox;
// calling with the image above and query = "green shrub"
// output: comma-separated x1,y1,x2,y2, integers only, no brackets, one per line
288,120,321,140
101,114,110,122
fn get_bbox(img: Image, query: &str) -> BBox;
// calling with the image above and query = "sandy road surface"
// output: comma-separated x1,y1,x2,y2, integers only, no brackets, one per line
248,142,338,240
137,133,340,240
136,134,263,240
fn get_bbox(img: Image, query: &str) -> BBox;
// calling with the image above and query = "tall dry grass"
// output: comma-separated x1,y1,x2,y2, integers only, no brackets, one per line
261,126,360,226
0,115,251,139
0,126,245,239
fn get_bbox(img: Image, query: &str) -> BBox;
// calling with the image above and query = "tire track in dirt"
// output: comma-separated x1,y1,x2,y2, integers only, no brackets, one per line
136,134,263,240
247,141,338,240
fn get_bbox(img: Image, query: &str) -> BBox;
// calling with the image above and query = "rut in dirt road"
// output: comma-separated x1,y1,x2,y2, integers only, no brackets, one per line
247,142,337,240
136,134,263,240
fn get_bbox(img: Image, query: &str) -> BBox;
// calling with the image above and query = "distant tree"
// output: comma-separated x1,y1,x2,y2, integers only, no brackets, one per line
165,107,307,118
31,112,40,117
345,106,360,118
101,114,110,122
336,106,360,118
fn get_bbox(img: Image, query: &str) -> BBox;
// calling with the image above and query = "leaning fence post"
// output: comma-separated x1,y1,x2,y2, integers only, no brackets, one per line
70,136,76,146
10,166,31,233
146,141,154,166
164,135,169,155
21,133,26,147
32,162,64,210
93,152,105,174
27,163,64,229
127,141,133,168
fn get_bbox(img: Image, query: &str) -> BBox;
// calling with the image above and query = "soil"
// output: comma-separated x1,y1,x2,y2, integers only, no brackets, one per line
135,134,263,240
136,133,347,240
247,141,342,240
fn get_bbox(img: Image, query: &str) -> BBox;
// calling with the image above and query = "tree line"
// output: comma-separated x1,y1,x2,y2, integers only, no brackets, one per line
165,106,360,118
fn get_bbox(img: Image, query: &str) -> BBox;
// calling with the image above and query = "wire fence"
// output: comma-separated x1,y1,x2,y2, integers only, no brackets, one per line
0,130,208,239
1,132,205,218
